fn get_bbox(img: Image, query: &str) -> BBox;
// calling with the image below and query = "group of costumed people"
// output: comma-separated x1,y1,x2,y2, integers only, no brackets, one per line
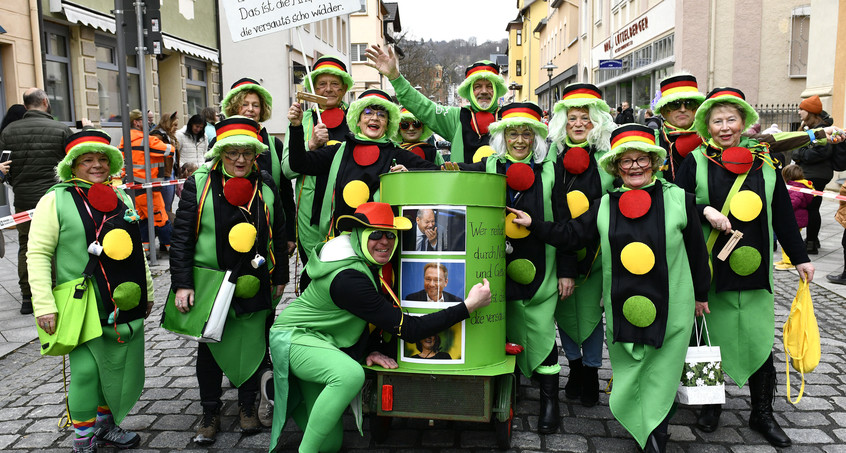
29,40,846,453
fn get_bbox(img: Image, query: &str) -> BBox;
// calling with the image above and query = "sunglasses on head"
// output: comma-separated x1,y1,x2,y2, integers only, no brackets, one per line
400,121,423,130
368,230,396,241
665,100,699,111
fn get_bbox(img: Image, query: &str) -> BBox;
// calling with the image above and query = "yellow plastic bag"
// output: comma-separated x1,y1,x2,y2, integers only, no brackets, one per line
782,278,821,403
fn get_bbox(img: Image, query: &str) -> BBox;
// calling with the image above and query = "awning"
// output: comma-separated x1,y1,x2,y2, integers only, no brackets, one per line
162,35,219,63
60,2,115,33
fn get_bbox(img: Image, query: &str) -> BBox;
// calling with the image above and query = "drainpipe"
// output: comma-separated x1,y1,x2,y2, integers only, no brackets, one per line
31,0,45,88
707,0,717,88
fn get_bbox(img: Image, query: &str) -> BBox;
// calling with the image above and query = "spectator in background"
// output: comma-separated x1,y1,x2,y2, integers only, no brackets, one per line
615,101,634,124
0,88,73,314
644,109,662,129
775,164,814,270
151,112,180,224
201,107,218,143
1,104,27,133
176,114,208,167
147,110,156,130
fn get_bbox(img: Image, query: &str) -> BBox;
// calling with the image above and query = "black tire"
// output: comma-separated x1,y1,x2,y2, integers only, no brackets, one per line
370,414,391,444
494,407,514,449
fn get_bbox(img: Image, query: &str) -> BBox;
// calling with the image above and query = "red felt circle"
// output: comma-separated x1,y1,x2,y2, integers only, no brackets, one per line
619,189,652,219
506,163,534,192
475,112,495,134
223,177,254,206
322,108,344,129
408,146,426,160
353,144,380,166
674,133,703,158
562,147,590,174
722,147,754,174
88,184,118,213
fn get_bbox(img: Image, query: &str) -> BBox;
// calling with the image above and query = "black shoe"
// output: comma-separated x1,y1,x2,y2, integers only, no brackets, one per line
194,403,221,445
643,432,670,453
749,365,792,447
536,373,560,434
696,404,722,432
580,366,599,407
806,239,819,255
94,423,140,449
826,272,846,285
20,300,33,315
564,358,583,400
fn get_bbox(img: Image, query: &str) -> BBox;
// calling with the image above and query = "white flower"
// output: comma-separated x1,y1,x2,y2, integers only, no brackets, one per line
709,371,715,379
696,378,705,387
686,371,695,380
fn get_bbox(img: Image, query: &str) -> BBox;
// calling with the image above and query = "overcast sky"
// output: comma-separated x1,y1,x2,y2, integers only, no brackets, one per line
389,0,517,44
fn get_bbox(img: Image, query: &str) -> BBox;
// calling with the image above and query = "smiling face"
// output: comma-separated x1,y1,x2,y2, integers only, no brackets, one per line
399,120,422,142
73,152,111,183
314,74,347,109
707,104,744,148
505,125,534,161
473,79,494,109
423,266,447,301
367,230,396,265
357,105,388,140
420,335,437,352
416,209,435,234
565,107,594,143
221,146,256,178
617,150,654,190
239,92,262,121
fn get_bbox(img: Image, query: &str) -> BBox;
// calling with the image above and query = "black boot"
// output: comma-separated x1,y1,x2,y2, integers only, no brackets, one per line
564,358,583,400
580,366,599,407
806,239,819,255
695,404,722,432
536,373,560,434
643,418,670,453
748,365,792,447
826,271,846,285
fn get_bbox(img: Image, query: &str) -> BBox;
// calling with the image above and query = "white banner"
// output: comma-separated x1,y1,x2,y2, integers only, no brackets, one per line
222,0,361,43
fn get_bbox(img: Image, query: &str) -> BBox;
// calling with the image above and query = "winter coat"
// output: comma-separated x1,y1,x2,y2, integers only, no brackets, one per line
787,180,814,229
0,110,71,210
175,126,208,166
792,112,836,182
615,107,634,125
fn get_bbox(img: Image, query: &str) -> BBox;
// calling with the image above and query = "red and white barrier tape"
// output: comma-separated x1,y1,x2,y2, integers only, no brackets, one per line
118,178,186,190
785,184,846,202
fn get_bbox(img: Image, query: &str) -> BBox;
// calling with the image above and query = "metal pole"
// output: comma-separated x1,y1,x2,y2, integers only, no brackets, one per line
135,0,156,265
114,1,134,184
296,27,322,123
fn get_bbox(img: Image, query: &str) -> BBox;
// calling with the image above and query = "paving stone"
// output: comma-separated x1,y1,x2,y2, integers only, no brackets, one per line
148,430,195,448
783,428,835,443
543,433,588,452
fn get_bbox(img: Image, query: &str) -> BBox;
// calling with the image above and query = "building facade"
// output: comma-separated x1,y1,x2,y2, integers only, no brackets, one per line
536,0,581,115
0,0,41,120
349,0,400,98
506,0,546,104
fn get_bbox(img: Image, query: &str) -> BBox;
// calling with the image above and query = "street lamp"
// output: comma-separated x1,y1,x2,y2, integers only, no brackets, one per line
508,81,521,102
540,61,558,114
414,84,422,92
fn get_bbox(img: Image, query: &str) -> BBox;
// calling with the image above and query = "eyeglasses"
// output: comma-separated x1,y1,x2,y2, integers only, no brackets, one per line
362,107,388,120
506,130,534,141
368,230,396,241
223,150,257,161
400,121,423,130
665,100,698,111
618,156,652,169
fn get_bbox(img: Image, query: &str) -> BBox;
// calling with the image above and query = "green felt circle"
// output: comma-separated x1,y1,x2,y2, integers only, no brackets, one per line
729,246,761,276
622,295,656,328
112,281,141,311
235,275,261,299
507,259,536,285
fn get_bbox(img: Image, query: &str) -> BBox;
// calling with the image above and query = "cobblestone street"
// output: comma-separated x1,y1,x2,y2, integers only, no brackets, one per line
1,202,845,452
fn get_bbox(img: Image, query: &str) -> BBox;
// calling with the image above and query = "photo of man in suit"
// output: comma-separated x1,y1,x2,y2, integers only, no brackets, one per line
406,262,464,302
406,208,446,251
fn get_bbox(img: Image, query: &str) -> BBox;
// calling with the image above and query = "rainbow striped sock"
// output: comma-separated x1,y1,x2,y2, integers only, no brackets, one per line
73,417,95,438
96,406,113,427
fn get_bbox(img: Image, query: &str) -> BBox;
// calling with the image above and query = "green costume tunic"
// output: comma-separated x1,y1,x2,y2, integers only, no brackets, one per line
391,75,498,163
189,164,278,386
50,182,150,423
533,179,709,448
556,142,615,345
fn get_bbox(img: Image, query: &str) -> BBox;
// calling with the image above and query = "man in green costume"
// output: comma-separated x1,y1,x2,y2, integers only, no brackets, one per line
651,73,706,183
366,44,507,164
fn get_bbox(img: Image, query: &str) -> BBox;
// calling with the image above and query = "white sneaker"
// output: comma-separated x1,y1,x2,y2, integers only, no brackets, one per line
258,368,274,427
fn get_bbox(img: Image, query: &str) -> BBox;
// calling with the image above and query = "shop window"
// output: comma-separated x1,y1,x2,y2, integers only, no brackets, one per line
789,8,809,77
351,43,368,63
186,58,207,116
43,23,74,123
96,35,141,125
653,34,674,61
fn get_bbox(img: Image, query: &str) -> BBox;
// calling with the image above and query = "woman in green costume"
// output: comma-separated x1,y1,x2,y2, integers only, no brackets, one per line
547,83,615,407
674,87,821,448
267,202,491,452
167,116,288,445
510,123,711,452
29,129,154,453
449,101,566,434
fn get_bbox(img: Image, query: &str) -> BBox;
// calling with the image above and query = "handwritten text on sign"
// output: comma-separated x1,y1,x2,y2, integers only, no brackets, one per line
222,0,360,43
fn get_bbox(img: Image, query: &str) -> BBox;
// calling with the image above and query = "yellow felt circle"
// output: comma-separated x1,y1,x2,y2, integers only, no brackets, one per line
327,140,342,146
620,242,655,275
567,190,590,219
102,229,133,261
505,212,530,239
229,223,257,253
472,145,496,163
729,190,763,222
342,180,370,208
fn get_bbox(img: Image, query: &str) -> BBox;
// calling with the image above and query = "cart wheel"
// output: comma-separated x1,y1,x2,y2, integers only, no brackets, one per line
369,414,391,444
494,407,513,449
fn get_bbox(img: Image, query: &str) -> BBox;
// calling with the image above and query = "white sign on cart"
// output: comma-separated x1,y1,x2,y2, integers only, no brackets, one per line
221,0,361,42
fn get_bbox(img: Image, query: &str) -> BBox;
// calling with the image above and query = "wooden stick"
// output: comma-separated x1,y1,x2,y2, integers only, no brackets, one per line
296,92,329,108
716,230,744,261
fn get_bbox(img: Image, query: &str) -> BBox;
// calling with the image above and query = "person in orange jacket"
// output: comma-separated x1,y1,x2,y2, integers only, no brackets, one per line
119,109,174,251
